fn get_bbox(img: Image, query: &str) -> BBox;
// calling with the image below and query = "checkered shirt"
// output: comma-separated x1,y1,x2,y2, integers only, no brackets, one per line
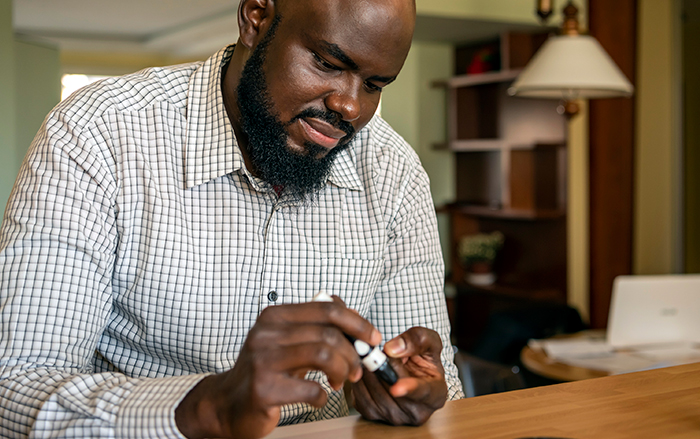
0,45,464,438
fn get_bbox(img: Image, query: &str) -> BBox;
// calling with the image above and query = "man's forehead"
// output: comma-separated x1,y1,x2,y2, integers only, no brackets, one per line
279,0,415,54
279,0,415,24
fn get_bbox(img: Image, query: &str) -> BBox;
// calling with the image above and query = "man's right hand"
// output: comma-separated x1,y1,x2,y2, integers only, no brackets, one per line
174,297,382,439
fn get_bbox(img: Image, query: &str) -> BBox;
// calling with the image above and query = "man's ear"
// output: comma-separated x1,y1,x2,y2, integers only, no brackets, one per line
238,0,278,49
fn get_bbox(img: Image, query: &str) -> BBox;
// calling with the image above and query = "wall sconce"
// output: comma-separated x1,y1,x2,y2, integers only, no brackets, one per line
509,1,634,118
536,0,555,23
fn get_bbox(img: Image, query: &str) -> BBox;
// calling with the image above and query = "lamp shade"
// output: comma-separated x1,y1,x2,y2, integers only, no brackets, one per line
509,34,634,99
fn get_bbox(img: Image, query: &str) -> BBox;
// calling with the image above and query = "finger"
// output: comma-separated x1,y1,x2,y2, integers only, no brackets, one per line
263,343,357,389
248,324,364,382
352,371,415,425
390,375,448,412
259,301,382,346
389,377,424,399
384,327,443,360
254,375,329,409
251,322,357,353
360,366,400,407
351,375,390,422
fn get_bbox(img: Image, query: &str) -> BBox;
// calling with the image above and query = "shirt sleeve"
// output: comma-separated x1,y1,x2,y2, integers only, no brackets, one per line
0,109,205,438
368,157,465,402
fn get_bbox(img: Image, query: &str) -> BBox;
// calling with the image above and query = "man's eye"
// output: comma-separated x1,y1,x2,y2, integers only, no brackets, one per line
313,53,340,71
364,82,383,93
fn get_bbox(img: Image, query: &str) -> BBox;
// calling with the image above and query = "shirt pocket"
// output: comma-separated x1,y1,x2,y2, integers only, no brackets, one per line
320,257,384,317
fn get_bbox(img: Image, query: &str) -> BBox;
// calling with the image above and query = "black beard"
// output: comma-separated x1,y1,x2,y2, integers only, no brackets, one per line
236,15,356,204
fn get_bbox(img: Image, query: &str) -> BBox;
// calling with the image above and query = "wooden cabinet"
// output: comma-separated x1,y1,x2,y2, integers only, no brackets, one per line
438,32,570,351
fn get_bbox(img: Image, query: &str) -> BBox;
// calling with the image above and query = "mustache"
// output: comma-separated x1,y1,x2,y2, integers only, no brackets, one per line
288,108,356,139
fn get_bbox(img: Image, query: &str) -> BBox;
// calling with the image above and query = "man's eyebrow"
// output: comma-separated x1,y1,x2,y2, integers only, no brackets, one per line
319,40,359,70
319,40,397,84
369,74,397,85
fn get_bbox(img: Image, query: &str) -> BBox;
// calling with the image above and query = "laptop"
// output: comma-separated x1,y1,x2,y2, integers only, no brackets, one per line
606,275,700,348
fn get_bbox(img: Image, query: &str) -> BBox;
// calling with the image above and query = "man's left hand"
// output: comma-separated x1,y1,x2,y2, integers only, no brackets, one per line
350,326,448,425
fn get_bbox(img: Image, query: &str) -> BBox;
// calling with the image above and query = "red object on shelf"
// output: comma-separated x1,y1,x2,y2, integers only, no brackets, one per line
467,48,497,74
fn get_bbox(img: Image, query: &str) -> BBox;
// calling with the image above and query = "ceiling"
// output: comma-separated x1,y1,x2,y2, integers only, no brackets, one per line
13,0,549,59
13,0,240,58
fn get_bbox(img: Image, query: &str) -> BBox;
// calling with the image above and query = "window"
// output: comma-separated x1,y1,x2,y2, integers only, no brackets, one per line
61,74,111,101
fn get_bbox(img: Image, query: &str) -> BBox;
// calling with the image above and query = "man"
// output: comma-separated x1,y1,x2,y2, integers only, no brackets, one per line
0,0,464,437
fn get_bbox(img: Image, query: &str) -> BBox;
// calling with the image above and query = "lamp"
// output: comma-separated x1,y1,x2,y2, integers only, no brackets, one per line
536,0,555,22
509,1,634,118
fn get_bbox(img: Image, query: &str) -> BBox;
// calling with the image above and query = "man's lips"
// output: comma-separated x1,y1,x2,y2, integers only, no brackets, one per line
299,118,347,149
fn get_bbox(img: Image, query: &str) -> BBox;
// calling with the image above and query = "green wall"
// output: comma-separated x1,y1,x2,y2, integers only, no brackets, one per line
0,0,18,219
15,40,62,166
0,0,61,219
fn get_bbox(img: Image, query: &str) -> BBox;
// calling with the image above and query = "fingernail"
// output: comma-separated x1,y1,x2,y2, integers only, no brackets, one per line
392,386,408,397
352,367,363,382
385,337,406,356
370,329,382,346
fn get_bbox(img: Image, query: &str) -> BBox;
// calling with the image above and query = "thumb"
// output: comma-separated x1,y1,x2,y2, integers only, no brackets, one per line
384,327,442,359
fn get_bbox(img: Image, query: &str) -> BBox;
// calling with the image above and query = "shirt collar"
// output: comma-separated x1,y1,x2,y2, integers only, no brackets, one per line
184,45,362,192
327,139,363,191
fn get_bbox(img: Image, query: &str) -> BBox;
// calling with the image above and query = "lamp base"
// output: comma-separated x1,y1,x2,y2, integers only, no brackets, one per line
557,100,580,118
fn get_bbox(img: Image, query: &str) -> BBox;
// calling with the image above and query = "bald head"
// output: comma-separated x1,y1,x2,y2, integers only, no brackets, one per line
276,0,415,53
237,0,415,58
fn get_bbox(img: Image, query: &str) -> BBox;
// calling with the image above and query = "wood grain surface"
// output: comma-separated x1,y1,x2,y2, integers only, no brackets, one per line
265,362,700,439
520,343,609,382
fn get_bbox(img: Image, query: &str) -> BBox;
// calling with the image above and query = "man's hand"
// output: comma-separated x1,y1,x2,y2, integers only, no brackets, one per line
175,298,382,439
350,327,448,426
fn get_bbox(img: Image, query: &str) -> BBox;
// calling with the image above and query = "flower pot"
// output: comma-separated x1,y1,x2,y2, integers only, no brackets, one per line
466,272,496,286
465,261,496,286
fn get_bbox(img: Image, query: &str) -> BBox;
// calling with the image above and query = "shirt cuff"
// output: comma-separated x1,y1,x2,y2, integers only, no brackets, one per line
116,373,212,438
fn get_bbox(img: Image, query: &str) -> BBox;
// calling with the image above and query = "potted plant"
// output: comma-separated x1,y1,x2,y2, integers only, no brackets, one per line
457,231,504,285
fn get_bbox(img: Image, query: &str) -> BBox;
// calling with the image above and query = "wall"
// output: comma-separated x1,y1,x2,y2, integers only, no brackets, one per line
634,0,679,274
0,1,61,220
0,0,18,218
15,39,62,165
61,51,200,76
684,0,700,273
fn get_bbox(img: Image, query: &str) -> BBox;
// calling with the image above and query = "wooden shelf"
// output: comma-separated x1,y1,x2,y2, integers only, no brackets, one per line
440,31,569,353
450,204,566,220
448,139,505,151
441,140,566,152
452,282,565,303
432,69,522,89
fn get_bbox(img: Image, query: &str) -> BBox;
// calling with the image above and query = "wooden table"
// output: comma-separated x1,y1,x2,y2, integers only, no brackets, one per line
266,362,700,439
520,331,609,382
520,343,609,382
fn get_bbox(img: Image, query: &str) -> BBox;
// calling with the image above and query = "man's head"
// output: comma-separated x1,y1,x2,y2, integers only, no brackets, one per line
224,0,416,202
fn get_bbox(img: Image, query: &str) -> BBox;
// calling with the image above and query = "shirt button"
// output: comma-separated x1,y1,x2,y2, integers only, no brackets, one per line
267,291,279,302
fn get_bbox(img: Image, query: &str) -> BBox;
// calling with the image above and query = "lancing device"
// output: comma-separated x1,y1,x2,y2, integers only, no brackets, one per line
313,291,399,385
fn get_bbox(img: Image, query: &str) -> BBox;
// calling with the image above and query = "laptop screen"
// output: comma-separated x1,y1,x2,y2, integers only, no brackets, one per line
606,275,700,348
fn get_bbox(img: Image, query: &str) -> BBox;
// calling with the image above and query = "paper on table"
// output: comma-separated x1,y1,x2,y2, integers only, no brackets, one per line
632,343,700,361
559,352,659,373
562,352,700,374
529,337,700,374
528,338,614,360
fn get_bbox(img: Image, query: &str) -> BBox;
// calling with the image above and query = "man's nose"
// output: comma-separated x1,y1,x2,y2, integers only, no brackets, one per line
324,77,362,123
